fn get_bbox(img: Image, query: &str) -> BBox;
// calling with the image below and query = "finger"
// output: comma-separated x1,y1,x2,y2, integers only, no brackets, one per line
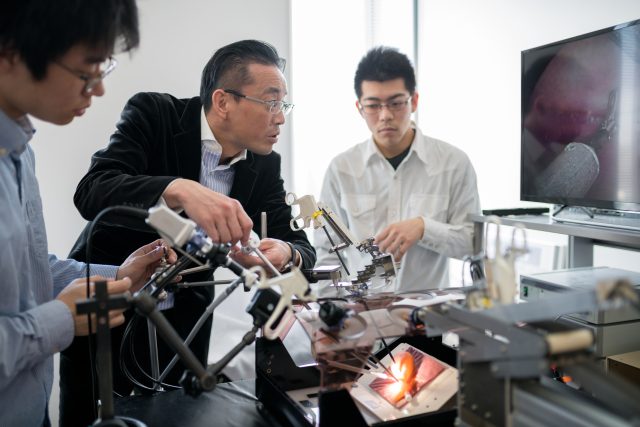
204,223,220,244
107,277,132,294
257,238,277,250
108,309,126,318
377,236,393,253
79,276,107,295
141,244,166,263
135,239,162,255
109,313,126,328
229,251,262,268
386,236,403,255
216,220,232,244
226,215,243,246
375,226,391,243
237,207,253,246
165,246,178,264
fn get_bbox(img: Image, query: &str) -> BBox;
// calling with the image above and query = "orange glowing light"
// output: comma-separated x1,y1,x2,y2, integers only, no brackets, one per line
369,346,446,408
386,351,417,403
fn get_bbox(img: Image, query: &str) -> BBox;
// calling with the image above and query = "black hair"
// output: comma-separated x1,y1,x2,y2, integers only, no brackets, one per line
200,39,285,112
354,46,416,98
0,0,139,80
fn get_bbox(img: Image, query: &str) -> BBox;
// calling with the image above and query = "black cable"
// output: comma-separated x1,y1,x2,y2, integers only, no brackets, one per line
129,314,181,391
120,251,199,391
120,307,181,392
120,313,147,391
83,205,149,417
316,297,349,303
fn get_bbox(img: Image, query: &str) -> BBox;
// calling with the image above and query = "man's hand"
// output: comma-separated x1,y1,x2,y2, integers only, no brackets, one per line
56,276,131,336
117,239,177,293
162,179,253,245
375,217,425,261
229,238,296,273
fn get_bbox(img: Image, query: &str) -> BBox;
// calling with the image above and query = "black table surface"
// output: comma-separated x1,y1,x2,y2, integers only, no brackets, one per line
114,380,285,427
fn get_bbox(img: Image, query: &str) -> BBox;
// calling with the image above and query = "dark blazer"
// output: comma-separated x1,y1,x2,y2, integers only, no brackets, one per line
69,92,315,267
60,92,315,427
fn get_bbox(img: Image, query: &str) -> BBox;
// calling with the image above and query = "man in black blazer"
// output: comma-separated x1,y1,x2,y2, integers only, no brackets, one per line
60,40,315,426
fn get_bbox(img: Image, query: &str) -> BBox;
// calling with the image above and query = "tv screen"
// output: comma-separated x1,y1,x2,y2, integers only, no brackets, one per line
521,19,640,212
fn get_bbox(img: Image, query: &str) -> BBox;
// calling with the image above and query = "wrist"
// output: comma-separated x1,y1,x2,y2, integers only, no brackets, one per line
415,216,426,240
162,178,187,209
285,241,298,269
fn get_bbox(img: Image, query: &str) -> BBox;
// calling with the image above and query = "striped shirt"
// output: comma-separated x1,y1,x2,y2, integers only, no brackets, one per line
156,109,246,311
198,107,246,196
0,110,116,426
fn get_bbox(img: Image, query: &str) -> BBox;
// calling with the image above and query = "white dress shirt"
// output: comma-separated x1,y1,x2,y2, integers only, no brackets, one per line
315,125,481,291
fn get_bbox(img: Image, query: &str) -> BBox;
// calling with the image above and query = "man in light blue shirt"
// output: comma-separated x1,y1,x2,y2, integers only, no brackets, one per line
0,1,173,425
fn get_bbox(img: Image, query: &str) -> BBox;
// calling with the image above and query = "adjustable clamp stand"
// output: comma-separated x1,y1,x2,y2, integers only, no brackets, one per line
76,274,283,423
76,281,146,427
180,286,281,397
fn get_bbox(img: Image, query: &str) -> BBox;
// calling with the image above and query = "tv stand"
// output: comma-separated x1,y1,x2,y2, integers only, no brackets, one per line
552,205,640,232
469,213,640,268
552,204,594,218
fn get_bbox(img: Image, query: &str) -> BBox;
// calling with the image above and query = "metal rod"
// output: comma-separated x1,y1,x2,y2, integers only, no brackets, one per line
147,318,163,391
323,226,350,276
252,247,281,277
158,276,244,382
176,280,234,288
179,264,215,276
261,211,267,239
325,359,388,379
361,300,396,364
351,351,379,370
368,353,400,383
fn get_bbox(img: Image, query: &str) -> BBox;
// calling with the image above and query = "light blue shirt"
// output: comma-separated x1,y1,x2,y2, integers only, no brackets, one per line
0,110,117,426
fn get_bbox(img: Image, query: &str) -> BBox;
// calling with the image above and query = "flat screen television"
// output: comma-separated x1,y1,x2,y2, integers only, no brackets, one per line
521,19,640,214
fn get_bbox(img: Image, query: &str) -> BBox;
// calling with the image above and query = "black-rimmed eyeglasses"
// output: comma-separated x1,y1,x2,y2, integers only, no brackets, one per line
54,57,118,95
223,89,294,115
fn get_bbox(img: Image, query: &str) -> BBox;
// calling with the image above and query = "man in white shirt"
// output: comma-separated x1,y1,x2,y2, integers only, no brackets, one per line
315,46,481,292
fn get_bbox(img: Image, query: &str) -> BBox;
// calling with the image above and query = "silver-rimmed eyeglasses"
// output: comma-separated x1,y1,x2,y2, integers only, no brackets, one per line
55,56,118,95
223,89,294,115
359,96,412,116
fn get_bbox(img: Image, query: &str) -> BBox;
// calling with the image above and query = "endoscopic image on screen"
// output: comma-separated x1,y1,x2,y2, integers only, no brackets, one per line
521,21,640,209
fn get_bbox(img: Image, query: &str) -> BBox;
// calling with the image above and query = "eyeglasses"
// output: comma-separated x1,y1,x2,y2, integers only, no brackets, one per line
359,96,412,116
223,89,294,115
54,56,118,95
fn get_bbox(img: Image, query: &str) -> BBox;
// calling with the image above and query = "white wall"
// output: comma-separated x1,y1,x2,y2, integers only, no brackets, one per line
417,0,640,211
33,0,293,258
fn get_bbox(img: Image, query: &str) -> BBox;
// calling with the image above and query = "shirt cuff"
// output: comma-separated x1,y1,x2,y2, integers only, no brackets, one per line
91,264,119,280
418,216,448,253
32,300,75,354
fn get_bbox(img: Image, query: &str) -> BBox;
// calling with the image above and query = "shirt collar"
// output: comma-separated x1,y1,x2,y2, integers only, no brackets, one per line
364,121,427,166
200,107,247,166
0,109,35,157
